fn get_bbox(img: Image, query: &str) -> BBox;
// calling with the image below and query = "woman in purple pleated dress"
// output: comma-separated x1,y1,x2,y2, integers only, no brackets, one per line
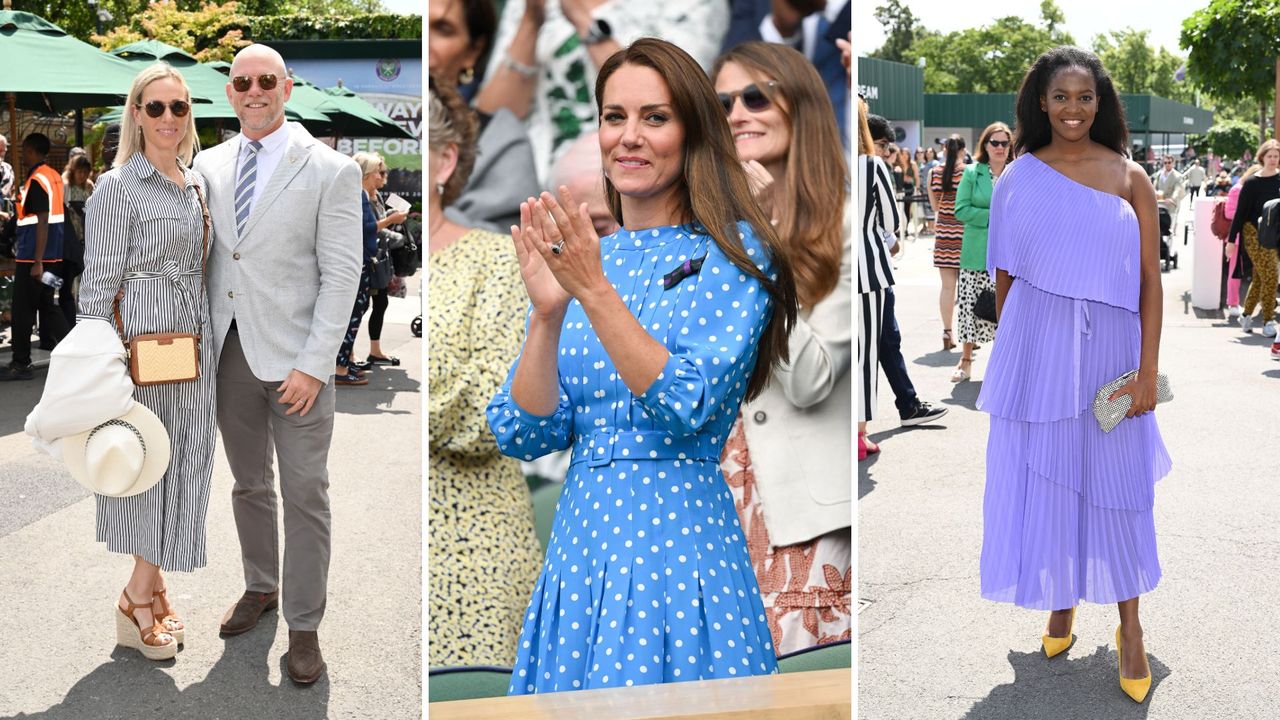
977,47,1171,704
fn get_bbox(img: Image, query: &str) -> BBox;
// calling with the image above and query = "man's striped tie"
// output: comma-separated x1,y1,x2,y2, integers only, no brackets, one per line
235,140,263,237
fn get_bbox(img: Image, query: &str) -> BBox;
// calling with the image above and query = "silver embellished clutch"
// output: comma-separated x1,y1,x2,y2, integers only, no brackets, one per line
1093,370,1172,433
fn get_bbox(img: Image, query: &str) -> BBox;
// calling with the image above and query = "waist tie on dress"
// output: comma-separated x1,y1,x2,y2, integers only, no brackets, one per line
1071,299,1093,408
123,260,203,334
570,428,719,468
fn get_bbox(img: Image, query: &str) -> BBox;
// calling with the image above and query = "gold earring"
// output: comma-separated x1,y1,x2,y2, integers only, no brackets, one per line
459,67,475,85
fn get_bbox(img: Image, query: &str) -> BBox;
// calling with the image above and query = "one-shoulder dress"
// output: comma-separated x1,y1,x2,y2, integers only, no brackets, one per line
977,154,1172,610
488,222,780,694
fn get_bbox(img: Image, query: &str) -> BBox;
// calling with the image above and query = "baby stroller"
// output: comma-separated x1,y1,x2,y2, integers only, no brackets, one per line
1158,203,1178,270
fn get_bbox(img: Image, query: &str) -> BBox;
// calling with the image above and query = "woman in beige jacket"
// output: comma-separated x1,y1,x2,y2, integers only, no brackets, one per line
713,42,851,655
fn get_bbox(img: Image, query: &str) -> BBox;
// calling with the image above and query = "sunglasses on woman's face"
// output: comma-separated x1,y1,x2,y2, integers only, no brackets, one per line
987,139,1010,147
231,74,279,93
139,100,191,118
718,81,779,115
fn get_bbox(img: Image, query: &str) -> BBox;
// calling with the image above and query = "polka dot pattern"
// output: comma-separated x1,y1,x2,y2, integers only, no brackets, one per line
486,222,780,694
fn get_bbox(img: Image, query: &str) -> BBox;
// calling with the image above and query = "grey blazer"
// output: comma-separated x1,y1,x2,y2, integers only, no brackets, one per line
193,123,363,384
446,108,540,233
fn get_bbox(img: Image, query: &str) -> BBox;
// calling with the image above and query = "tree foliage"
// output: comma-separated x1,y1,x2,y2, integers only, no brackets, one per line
9,0,393,45
94,2,250,63
250,13,421,41
892,4,1075,93
869,0,924,64
86,1,418,61
1181,0,1280,105
1092,29,1193,103
1194,120,1264,159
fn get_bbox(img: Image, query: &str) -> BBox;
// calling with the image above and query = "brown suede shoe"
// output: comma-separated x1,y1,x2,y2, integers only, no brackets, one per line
287,630,326,685
219,590,279,636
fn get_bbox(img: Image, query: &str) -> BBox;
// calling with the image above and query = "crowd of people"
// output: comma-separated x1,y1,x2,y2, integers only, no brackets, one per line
1219,139,1280,353
426,0,853,696
1,138,415,388
859,116,1280,462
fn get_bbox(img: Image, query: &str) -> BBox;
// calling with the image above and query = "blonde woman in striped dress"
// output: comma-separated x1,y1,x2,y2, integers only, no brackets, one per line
80,64,215,661
928,135,966,350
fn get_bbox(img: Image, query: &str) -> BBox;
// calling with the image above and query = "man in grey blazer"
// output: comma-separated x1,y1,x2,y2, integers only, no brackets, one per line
193,43,362,685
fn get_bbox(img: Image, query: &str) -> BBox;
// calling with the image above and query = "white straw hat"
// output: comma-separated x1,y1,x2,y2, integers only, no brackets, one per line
62,404,171,498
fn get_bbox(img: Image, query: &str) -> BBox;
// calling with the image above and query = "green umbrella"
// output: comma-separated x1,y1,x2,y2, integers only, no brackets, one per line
283,77,381,138
319,86,413,140
0,11,202,112
0,11,211,171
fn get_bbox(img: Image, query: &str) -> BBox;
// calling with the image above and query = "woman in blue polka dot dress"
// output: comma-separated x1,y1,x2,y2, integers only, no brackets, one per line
487,38,798,695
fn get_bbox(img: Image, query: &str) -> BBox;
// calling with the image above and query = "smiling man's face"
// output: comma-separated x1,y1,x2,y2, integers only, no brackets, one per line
228,46,294,140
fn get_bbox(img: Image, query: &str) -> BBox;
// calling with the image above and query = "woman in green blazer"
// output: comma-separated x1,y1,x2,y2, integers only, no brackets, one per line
950,122,1011,382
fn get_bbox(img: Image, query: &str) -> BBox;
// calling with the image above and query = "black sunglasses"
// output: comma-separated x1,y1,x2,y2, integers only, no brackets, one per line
138,100,191,118
718,81,779,115
231,74,279,93
987,139,1010,147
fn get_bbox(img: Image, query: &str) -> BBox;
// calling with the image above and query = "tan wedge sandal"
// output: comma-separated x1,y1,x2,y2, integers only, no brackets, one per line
153,587,185,645
116,590,177,660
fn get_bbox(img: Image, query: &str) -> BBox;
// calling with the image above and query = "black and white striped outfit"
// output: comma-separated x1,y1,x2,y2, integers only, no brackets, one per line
80,152,216,573
858,154,899,422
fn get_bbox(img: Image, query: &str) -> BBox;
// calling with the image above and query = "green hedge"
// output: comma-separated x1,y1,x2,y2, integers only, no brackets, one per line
246,14,421,41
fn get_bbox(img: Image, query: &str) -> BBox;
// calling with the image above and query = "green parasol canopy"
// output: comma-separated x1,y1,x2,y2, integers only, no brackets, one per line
319,86,413,139
0,12,211,112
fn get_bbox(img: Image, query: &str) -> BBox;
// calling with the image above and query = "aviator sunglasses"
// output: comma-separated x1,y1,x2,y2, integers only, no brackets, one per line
138,100,191,118
231,74,279,93
718,81,780,115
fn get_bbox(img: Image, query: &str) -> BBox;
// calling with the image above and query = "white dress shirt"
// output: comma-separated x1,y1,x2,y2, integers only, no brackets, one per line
234,121,292,219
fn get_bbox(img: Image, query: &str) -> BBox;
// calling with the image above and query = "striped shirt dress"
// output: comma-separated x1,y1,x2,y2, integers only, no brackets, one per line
79,152,216,573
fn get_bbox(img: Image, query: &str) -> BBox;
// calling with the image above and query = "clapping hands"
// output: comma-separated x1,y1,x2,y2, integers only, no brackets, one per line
511,186,609,315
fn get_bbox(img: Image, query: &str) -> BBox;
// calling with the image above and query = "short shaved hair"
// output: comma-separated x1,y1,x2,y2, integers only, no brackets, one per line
231,43,287,76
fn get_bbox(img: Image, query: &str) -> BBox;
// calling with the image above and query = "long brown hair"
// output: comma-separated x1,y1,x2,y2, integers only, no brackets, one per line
595,38,797,402
712,42,846,307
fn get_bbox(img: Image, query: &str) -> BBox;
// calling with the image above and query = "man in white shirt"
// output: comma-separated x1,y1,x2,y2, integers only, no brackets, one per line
193,43,362,686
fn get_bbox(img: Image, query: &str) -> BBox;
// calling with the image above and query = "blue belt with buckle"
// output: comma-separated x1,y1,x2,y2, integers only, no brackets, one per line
570,428,719,468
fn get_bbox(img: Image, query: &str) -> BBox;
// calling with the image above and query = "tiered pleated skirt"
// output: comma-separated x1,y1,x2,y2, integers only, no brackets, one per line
977,278,1171,610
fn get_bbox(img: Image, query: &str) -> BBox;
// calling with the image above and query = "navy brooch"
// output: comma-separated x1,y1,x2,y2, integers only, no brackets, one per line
662,255,706,290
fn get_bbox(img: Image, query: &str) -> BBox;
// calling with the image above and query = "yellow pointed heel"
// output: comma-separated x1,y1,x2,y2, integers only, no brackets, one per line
1041,607,1075,658
1116,626,1152,703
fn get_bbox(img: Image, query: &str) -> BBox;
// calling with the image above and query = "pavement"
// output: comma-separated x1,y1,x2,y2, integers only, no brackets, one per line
858,200,1280,719
0,281,423,720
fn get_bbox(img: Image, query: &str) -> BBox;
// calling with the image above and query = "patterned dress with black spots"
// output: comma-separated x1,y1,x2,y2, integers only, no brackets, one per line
429,228,542,667
956,268,997,345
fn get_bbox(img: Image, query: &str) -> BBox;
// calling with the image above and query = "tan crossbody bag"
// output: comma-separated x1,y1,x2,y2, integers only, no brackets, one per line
112,185,211,386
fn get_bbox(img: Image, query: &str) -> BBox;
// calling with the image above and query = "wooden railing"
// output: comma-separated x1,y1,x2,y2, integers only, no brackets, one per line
430,668,851,720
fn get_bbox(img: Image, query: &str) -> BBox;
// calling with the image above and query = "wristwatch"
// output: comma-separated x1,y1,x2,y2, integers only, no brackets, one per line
581,17,613,45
